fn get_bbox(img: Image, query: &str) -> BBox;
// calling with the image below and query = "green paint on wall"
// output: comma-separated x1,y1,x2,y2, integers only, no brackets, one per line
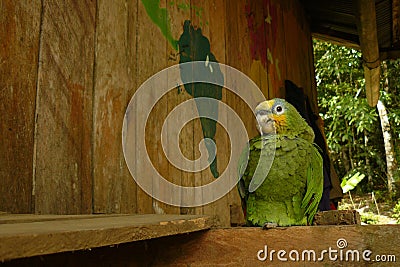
141,0,178,50
177,2,190,11
178,20,224,178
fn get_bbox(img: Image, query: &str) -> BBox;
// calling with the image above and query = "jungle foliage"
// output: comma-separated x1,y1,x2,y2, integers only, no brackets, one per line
313,40,400,194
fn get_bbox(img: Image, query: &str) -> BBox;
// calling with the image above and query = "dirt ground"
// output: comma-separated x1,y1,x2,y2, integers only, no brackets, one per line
339,193,399,224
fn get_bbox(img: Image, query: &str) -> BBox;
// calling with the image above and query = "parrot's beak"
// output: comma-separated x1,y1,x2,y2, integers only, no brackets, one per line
256,113,275,135
255,100,276,135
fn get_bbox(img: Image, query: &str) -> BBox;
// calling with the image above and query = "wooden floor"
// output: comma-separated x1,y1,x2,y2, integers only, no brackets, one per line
0,214,213,262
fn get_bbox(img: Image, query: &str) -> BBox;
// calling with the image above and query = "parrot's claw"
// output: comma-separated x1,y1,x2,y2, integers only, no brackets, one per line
262,222,278,230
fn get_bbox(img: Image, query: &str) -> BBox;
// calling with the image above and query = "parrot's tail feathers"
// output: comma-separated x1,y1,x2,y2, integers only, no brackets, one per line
238,179,246,199
238,179,247,218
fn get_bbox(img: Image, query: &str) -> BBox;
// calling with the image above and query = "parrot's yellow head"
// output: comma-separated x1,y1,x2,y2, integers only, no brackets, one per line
255,98,314,141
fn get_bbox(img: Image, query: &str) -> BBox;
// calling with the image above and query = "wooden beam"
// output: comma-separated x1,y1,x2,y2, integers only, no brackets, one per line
313,210,361,225
354,0,380,106
380,49,400,60
5,225,400,266
154,226,400,266
312,33,360,51
0,214,124,224
393,0,400,48
0,214,213,261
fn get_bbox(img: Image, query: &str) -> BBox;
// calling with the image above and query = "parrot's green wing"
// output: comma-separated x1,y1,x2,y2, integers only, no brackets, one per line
301,143,324,225
237,141,250,200
248,136,276,192
237,136,276,209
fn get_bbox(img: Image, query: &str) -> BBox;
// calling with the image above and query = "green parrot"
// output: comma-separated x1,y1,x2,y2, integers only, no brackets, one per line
238,98,323,227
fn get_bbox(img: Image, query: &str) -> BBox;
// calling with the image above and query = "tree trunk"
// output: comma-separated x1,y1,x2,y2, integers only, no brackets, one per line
376,100,398,195
342,147,350,173
364,130,373,187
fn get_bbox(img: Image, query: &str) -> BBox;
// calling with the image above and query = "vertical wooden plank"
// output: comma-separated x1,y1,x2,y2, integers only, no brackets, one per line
226,0,260,141
282,1,300,86
297,2,313,97
189,0,208,217
34,1,95,214
297,0,319,112
161,0,187,215
265,0,286,98
0,1,41,213
281,0,316,104
197,0,231,227
93,0,138,214
246,0,270,98
167,1,201,217
305,13,319,112
136,0,168,214
225,0,255,226
274,0,288,99
225,0,252,77
179,102,196,216
145,0,174,216
282,0,313,92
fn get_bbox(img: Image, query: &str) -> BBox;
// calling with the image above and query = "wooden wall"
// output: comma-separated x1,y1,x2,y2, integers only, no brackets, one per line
0,0,317,226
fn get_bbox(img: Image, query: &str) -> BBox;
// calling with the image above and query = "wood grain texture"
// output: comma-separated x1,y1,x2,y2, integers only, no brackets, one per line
162,0,187,215
93,0,138,214
225,0,259,137
282,0,304,90
0,214,213,261
247,0,270,98
354,0,380,106
34,1,95,214
268,0,287,98
0,0,322,224
172,2,197,217
144,0,173,215
198,0,231,227
0,213,122,224
152,225,400,266
136,0,168,214
0,1,41,213
393,0,400,48
6,225,399,266
280,0,318,107
225,0,256,226
192,0,208,218
313,210,361,225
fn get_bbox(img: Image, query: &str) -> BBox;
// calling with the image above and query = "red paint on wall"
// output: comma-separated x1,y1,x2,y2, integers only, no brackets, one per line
245,0,278,69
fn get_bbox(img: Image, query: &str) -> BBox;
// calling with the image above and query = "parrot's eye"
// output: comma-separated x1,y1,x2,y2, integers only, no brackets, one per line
275,105,284,114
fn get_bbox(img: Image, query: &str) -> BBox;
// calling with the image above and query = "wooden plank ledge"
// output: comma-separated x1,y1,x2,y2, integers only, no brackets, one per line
0,214,213,262
5,224,400,266
3,224,400,266
152,225,400,266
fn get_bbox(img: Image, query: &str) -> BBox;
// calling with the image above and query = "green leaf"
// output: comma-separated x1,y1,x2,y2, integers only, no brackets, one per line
341,172,366,193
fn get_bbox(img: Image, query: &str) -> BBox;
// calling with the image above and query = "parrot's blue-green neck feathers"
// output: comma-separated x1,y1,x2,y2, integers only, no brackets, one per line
255,98,314,142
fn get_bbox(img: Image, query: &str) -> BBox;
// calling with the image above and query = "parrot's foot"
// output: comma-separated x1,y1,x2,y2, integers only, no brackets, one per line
262,222,278,230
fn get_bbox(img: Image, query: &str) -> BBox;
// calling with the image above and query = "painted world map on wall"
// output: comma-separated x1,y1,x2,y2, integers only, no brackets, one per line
141,0,225,178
